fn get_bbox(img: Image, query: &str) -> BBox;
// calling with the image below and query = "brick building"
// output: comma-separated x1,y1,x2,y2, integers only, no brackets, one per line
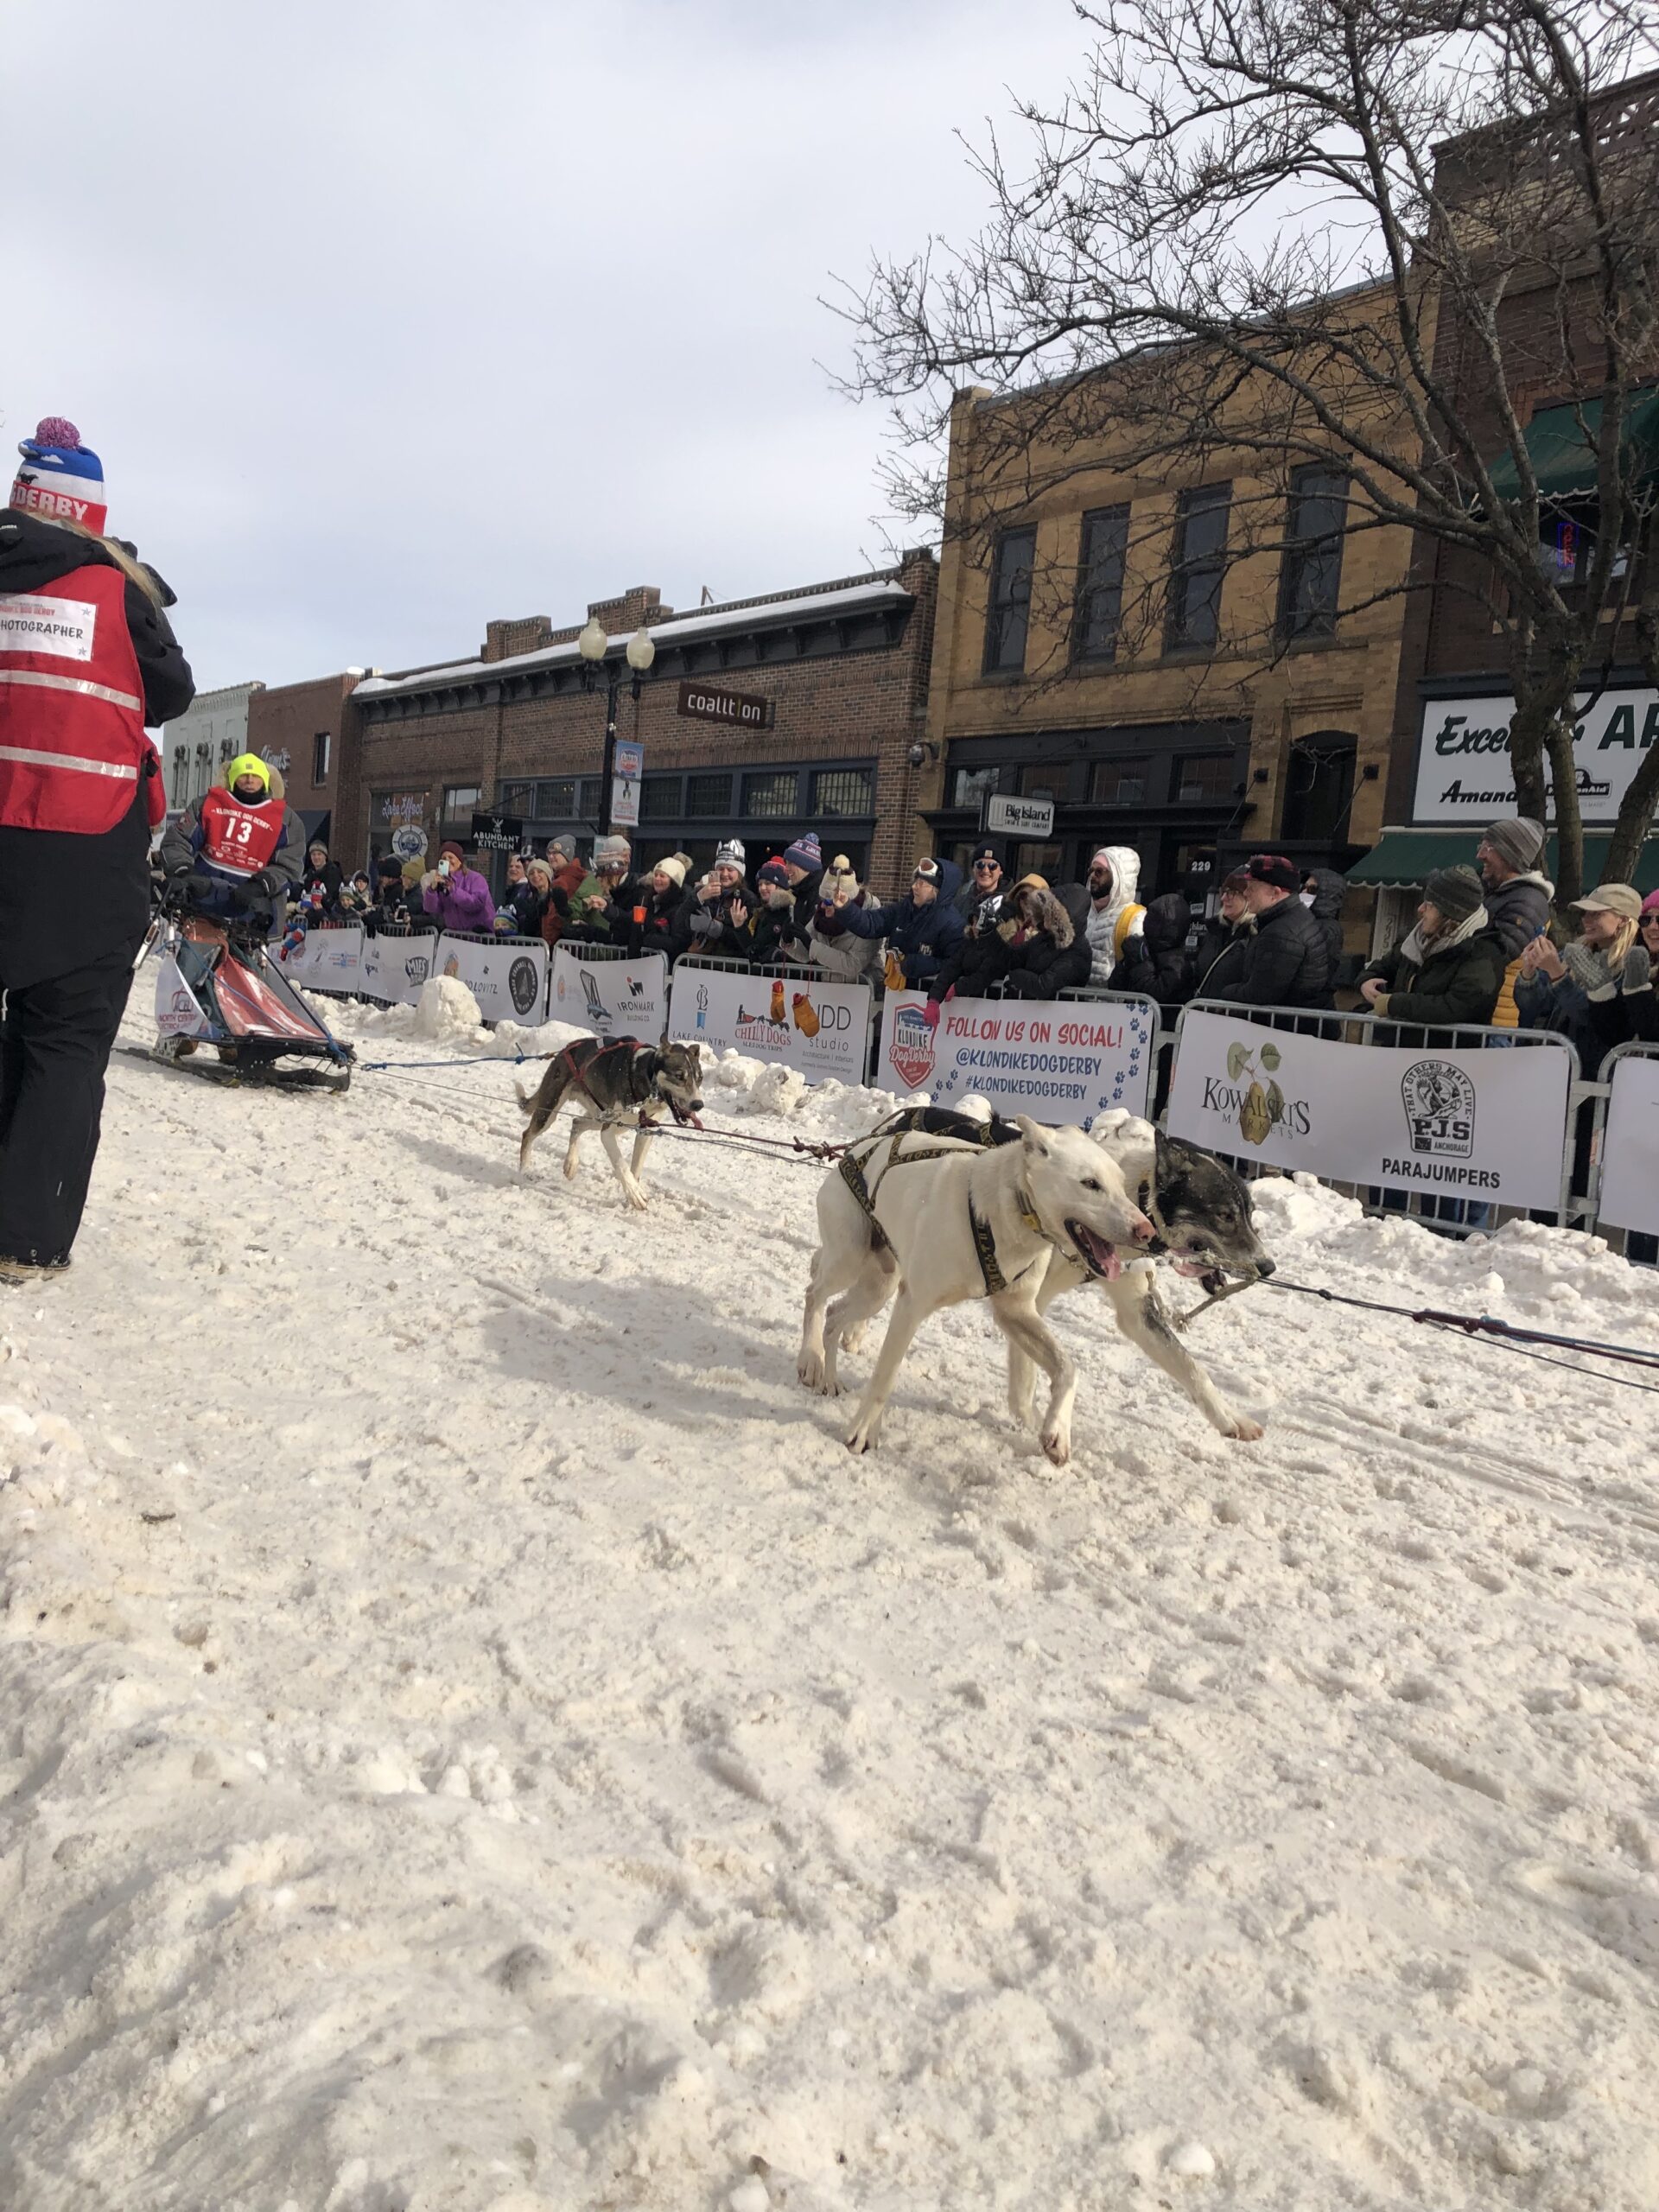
917,301,1422,923
245,671,365,853
345,552,938,893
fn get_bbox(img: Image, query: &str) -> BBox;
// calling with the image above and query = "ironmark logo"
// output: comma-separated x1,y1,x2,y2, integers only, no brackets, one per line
1401,1059,1475,1158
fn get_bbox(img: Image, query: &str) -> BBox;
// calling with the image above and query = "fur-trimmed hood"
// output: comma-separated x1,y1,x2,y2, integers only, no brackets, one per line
999,883,1075,947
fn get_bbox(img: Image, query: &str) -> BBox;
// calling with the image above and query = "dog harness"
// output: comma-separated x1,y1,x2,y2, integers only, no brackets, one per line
554,1039,661,1123
839,1123,1046,1299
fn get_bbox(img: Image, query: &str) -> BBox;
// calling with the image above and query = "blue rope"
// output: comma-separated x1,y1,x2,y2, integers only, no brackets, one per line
357,1050,542,1072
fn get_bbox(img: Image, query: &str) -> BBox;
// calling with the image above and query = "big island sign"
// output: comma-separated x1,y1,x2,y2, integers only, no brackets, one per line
1413,686,1659,825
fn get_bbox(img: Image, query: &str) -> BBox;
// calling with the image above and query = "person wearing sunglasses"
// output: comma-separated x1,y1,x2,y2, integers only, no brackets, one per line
952,842,1004,925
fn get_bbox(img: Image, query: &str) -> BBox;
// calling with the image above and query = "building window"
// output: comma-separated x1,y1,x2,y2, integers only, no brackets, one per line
638,775,682,823
950,765,1000,810
1278,466,1348,640
983,527,1036,675
499,781,535,815
1166,484,1231,652
1018,759,1071,803
1281,732,1357,845
1174,753,1235,804
577,777,603,819
741,770,798,818
442,784,482,822
312,731,331,785
1092,755,1148,804
536,778,576,817
1015,841,1063,880
810,766,874,817
1073,505,1130,663
685,771,733,817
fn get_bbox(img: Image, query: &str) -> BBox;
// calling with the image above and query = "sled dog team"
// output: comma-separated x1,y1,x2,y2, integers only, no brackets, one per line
517,1034,1273,1459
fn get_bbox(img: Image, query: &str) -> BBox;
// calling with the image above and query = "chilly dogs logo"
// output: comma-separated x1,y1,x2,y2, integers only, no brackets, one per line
1201,1038,1313,1146
734,982,829,1042
1401,1058,1476,1158
889,1001,936,1088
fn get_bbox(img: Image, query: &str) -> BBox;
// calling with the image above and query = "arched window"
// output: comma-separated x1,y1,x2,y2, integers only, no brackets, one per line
1281,731,1357,846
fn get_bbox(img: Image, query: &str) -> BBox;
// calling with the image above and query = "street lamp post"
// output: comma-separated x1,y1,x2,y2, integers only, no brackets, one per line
576,617,657,836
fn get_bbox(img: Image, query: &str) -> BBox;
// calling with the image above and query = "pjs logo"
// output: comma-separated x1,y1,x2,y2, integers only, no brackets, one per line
508,957,539,1016
889,1001,935,1089
1402,1059,1475,1157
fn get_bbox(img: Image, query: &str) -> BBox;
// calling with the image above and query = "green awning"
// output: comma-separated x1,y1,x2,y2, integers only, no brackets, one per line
1485,389,1659,504
1348,829,1659,893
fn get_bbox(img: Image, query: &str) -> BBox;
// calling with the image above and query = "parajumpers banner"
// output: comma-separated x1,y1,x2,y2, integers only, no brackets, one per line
666,963,873,1082
1166,1008,1572,1209
1413,686,1659,825
1596,1051,1659,1236
274,923,364,993
359,930,438,1007
551,946,668,1039
876,988,1156,1127
431,931,549,1024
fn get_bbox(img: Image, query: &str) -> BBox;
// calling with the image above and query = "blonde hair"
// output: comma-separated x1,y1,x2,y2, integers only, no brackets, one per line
37,512,165,608
1604,915,1639,974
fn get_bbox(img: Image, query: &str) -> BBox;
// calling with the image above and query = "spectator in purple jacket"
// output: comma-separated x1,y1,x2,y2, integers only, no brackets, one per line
421,841,496,935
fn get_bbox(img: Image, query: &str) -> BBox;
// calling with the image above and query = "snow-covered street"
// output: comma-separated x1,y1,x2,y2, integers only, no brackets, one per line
3,988,1658,2212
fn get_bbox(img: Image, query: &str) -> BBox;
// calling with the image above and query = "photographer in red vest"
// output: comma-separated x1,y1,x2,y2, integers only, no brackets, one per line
0,418,194,1282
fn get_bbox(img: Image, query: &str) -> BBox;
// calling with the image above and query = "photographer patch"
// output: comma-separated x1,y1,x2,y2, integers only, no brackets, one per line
0,592,99,664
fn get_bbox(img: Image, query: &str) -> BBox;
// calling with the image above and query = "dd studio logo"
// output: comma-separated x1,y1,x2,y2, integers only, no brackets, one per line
1402,1058,1476,1158
508,957,539,1016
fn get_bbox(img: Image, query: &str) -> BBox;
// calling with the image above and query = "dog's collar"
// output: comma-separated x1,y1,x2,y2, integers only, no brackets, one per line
1136,1173,1171,1258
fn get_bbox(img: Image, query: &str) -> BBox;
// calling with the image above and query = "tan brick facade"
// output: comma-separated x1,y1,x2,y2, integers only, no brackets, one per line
245,671,364,851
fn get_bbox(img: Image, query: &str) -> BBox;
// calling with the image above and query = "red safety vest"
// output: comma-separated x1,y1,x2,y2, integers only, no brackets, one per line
197,787,284,878
0,560,160,833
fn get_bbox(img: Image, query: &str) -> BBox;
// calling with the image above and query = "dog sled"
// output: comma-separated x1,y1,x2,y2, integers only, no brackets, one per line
136,914,354,1092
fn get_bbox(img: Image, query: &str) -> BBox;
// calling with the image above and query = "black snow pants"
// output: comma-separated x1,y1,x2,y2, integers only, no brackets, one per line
0,941,137,1268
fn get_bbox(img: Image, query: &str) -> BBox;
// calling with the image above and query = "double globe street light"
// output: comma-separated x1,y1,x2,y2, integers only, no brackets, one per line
575,615,656,836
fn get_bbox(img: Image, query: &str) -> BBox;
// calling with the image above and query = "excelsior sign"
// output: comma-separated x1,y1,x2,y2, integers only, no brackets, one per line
1413,686,1659,825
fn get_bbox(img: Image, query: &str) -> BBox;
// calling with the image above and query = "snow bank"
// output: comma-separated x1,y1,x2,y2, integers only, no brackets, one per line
3,1017,1656,2211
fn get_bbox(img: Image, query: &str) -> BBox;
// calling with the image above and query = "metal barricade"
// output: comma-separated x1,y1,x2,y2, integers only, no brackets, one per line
1586,1038,1659,1266
1165,997,1584,1237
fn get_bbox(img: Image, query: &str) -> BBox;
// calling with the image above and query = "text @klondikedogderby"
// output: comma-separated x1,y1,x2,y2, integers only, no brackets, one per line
879,991,1155,1125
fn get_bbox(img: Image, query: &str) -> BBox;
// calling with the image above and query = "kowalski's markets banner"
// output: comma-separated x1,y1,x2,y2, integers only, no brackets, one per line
431,931,550,1024
1166,1008,1573,1211
1595,1050,1659,1236
666,963,874,1081
876,989,1156,1127
550,947,669,1040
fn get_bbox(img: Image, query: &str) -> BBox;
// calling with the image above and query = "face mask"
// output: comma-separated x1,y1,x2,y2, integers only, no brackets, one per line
1300,890,1316,907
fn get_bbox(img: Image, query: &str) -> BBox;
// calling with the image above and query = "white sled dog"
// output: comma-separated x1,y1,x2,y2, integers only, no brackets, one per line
798,1116,1154,1462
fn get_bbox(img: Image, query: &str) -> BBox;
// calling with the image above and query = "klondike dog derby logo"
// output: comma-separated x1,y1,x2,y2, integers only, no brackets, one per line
888,1000,936,1089
1401,1058,1476,1159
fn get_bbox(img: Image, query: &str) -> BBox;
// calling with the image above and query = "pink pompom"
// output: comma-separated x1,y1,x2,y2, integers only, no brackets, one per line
34,416,81,450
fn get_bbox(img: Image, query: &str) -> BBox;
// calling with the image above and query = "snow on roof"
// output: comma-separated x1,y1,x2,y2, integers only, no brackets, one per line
353,579,914,699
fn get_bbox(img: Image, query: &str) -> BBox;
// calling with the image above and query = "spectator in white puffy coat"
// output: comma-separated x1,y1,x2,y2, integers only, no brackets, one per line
1083,845,1147,986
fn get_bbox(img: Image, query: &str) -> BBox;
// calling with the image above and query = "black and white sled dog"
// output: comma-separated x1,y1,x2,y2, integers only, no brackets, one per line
516,1036,704,1211
798,1116,1156,1463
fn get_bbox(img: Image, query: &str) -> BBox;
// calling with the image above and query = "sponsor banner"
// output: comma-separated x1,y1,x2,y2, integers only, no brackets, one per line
1413,686,1659,825
155,952,211,1038
877,988,1155,1127
667,963,873,1080
611,739,644,830
359,930,437,1006
0,590,98,663
1166,1009,1571,1209
432,931,549,1023
274,923,364,993
1597,1051,1659,1236
551,946,667,1039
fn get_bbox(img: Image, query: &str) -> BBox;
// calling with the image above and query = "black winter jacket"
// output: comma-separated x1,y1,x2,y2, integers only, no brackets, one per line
0,512,194,988
1115,893,1195,1006
1211,893,1333,1010
1001,883,1093,1000
1304,869,1347,969
927,916,1017,1003
623,882,684,959
1357,924,1506,1032
1191,918,1252,1000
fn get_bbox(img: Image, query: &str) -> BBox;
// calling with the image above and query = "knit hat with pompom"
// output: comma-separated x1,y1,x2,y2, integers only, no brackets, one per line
11,417,106,535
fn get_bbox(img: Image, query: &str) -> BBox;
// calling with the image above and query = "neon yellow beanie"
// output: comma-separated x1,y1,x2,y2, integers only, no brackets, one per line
226,752,270,792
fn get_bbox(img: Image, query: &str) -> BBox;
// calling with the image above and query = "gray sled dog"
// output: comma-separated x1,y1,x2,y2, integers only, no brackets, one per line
1011,1109,1272,1442
798,1116,1154,1463
516,1036,704,1211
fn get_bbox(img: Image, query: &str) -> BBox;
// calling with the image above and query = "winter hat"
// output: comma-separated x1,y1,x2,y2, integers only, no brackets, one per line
401,859,424,887
525,857,553,885
549,834,577,861
1641,888,1659,918
1219,868,1250,896
1246,853,1301,893
308,838,329,859
652,855,687,889
11,417,107,535
1482,817,1546,872
439,839,465,864
912,859,943,887
226,752,270,794
594,834,632,872
970,842,1000,867
784,833,822,872
1572,880,1643,919
1423,864,1485,925
715,838,747,873
671,850,694,874
376,853,404,883
757,859,792,890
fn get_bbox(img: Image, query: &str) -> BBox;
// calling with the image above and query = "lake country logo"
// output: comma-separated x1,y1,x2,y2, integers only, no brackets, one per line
890,1001,935,1088
508,957,539,1015
1402,1058,1475,1158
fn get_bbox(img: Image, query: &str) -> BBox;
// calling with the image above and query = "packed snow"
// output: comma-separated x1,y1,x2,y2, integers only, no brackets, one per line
3,984,1657,2212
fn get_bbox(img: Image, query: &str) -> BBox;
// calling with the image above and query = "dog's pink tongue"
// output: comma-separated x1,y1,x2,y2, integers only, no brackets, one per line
1103,1249,1122,1281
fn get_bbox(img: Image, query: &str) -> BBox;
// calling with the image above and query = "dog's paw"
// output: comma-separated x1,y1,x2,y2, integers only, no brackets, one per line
844,1421,876,1454
797,1351,825,1390
1223,1414,1265,1442
1041,1426,1071,1467
841,1323,869,1356
625,1191,649,1212
562,1160,579,1182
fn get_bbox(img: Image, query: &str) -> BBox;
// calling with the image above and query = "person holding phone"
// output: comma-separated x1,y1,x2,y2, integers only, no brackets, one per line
420,842,495,934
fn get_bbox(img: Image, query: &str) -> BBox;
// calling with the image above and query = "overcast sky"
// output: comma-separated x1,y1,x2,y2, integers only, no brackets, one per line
5,0,1090,695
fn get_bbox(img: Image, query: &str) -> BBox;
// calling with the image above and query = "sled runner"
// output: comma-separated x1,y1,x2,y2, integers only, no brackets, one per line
141,915,353,1092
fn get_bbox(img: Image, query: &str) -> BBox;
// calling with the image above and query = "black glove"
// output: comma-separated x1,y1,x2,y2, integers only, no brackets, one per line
247,868,283,899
